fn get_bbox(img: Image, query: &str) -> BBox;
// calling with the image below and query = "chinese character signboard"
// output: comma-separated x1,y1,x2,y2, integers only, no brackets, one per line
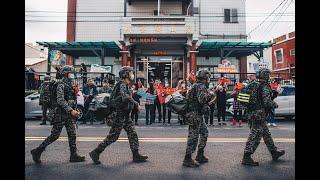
217,59,237,73
90,64,112,73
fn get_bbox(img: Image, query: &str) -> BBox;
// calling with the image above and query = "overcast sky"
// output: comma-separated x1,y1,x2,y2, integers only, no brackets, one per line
25,0,295,43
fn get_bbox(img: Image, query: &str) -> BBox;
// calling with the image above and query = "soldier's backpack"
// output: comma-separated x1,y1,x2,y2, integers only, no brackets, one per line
39,82,51,105
237,81,262,110
165,91,188,115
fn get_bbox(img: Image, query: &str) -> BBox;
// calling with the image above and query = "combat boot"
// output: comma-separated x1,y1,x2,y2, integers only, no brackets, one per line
31,147,45,164
195,150,208,163
183,156,200,168
271,150,285,161
70,148,85,163
242,153,259,166
132,150,148,162
89,149,101,164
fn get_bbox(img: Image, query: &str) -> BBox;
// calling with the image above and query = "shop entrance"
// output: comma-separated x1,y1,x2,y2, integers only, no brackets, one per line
135,56,183,88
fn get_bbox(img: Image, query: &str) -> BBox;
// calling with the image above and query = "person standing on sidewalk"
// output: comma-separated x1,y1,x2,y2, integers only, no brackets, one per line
145,82,156,125
81,79,98,125
131,84,142,125
231,83,245,127
154,79,163,123
267,80,280,127
160,81,174,125
79,63,87,88
216,85,227,125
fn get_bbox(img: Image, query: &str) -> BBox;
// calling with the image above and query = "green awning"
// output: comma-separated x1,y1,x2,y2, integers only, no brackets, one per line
36,41,121,57
197,41,274,57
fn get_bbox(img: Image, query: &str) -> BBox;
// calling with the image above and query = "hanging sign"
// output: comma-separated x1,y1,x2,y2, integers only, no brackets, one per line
90,64,112,73
217,59,237,73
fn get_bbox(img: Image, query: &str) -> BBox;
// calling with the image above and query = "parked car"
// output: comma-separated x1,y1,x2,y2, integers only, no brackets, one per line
25,91,85,120
226,85,295,120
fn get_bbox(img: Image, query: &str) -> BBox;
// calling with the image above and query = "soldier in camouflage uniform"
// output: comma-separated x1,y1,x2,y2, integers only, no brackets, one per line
39,75,51,125
183,69,214,168
242,68,285,166
89,66,148,164
31,65,85,164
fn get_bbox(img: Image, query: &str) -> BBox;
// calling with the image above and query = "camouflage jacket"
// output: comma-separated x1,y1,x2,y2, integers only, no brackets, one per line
186,82,213,114
39,81,50,105
110,80,138,112
260,82,278,110
55,77,76,114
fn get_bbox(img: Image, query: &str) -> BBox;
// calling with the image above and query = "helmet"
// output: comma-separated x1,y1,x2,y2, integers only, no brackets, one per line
44,75,51,81
60,65,75,75
119,66,134,79
256,68,271,80
196,69,211,80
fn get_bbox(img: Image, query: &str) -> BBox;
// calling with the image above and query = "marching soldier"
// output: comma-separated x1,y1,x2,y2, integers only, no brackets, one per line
89,66,148,164
183,69,214,168
242,68,285,166
31,65,85,163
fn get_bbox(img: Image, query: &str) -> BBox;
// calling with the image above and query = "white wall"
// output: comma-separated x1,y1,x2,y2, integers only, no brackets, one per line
194,0,246,41
25,43,48,58
75,0,124,41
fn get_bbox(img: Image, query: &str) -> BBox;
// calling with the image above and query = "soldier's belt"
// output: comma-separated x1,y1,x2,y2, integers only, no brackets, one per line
238,93,250,103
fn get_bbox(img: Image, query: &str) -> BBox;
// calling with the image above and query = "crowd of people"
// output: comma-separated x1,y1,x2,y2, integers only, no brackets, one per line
37,64,282,128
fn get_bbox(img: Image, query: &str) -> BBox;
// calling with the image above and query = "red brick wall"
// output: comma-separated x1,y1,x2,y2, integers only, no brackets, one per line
66,0,77,42
272,38,295,70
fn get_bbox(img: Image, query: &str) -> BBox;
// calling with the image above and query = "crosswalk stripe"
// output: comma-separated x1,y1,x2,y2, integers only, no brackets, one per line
25,137,295,143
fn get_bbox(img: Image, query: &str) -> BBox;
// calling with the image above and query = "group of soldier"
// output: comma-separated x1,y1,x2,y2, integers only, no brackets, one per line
31,65,285,168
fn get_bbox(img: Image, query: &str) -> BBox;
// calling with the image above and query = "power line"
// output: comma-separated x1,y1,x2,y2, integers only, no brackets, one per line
264,0,293,39
253,0,290,40
247,0,287,36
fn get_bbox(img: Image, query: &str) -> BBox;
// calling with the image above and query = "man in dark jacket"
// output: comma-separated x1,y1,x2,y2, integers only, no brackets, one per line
81,78,98,125
216,85,227,125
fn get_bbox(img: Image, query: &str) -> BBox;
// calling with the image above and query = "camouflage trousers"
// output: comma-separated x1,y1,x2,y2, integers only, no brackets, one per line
38,118,77,153
185,112,209,155
244,110,277,155
95,112,139,153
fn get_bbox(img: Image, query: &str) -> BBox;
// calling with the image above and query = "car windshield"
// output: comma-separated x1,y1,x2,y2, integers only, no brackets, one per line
279,87,295,96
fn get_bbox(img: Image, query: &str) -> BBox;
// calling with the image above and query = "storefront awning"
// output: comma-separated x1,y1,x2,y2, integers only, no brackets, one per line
197,41,274,58
37,41,121,57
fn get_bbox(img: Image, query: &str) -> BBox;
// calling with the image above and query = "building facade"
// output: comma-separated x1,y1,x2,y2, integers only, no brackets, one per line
271,31,295,79
66,0,248,87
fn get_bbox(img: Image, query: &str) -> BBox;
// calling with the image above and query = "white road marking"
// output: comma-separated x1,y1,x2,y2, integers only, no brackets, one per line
25,137,295,143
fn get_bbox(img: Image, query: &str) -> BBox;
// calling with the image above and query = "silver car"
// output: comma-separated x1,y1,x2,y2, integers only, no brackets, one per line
226,85,295,120
25,91,85,120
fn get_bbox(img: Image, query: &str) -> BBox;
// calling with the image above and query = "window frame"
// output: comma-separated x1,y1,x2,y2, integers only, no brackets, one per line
274,48,284,64
290,48,295,56
223,8,238,23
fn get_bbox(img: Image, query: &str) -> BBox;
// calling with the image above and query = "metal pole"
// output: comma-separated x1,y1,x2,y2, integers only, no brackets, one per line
158,0,160,16
101,47,105,84
124,0,127,17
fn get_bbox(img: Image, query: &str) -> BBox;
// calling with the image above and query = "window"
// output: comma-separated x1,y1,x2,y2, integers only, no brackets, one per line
290,49,295,56
275,49,284,63
224,9,238,23
249,63,252,70
279,87,295,96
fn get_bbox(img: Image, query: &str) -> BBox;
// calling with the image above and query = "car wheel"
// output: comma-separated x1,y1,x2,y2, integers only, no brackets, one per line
77,106,84,122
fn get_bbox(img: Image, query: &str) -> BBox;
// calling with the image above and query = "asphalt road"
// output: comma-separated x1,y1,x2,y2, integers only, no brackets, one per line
25,120,295,180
